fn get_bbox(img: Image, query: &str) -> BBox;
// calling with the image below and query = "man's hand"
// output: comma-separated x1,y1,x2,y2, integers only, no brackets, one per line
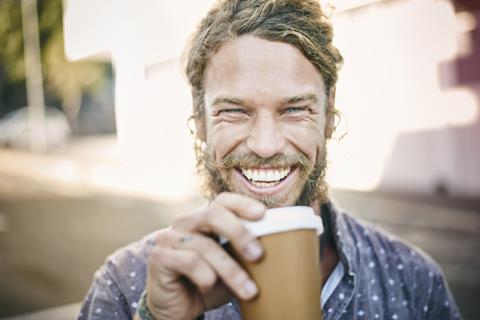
144,192,266,320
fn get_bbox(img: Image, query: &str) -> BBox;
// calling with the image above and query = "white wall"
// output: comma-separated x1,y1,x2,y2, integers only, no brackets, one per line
329,0,480,196
64,0,480,198
64,0,215,200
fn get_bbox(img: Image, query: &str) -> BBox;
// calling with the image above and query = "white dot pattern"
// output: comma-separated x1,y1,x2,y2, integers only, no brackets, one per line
76,205,461,320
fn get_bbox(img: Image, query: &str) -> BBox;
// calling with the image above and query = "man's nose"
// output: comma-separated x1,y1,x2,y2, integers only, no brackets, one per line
246,115,285,159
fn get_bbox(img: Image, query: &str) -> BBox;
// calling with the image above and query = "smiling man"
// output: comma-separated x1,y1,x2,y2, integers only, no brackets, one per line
199,34,331,209
78,1,461,320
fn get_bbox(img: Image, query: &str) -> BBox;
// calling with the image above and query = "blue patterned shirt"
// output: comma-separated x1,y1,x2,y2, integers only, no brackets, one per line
78,201,462,320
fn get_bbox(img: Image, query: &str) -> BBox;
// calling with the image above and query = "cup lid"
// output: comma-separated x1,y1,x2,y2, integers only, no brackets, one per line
242,206,323,237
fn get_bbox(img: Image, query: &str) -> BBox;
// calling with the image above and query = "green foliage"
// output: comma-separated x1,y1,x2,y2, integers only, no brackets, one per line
44,29,106,108
0,0,25,83
0,0,107,109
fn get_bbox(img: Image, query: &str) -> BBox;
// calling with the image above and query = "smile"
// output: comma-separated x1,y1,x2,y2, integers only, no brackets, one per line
239,167,292,188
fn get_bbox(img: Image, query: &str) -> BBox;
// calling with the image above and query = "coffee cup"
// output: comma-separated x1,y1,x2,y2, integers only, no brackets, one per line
228,206,323,320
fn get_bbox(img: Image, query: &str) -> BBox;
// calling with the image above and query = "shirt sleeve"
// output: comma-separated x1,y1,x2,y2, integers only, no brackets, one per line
78,234,154,320
77,262,132,320
426,272,462,320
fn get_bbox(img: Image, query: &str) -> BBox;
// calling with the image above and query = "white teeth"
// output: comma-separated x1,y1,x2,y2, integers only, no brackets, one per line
259,171,267,181
266,171,274,181
273,170,281,181
240,167,291,183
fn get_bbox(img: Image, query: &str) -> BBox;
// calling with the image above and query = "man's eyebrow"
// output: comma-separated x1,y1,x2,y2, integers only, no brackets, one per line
211,96,246,107
282,93,319,104
211,93,320,107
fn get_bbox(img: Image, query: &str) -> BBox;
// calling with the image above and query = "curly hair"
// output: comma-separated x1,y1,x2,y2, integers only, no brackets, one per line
184,0,343,136
183,0,343,200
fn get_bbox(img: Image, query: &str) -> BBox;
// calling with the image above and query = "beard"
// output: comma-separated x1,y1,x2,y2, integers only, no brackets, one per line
195,143,329,208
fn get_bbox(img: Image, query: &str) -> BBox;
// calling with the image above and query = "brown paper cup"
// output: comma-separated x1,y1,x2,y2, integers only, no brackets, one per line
230,206,323,320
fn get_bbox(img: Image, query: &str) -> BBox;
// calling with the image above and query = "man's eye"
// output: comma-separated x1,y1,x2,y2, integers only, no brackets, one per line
284,106,309,114
219,108,247,114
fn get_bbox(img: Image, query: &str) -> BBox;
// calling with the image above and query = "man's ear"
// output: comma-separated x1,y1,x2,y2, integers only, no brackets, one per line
194,116,206,143
325,87,336,139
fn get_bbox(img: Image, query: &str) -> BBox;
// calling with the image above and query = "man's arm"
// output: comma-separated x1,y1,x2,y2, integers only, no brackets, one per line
426,272,462,320
78,266,132,320
143,192,265,320
79,192,265,320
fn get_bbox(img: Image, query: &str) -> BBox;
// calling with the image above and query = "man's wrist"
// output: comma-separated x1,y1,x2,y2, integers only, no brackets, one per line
136,290,205,320
137,290,156,320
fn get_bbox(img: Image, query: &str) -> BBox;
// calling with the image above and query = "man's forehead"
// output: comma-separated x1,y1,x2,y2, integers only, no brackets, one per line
204,35,326,106
205,36,323,81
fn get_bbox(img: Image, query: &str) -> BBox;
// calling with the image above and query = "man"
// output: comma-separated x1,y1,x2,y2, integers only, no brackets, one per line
79,0,462,319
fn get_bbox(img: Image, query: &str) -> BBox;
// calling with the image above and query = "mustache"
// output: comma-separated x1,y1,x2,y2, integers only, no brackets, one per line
217,152,311,170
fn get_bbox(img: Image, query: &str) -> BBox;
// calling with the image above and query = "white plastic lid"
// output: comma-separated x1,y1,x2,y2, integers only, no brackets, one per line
242,206,323,237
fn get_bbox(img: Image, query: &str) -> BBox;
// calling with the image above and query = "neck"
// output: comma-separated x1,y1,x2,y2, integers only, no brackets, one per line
318,201,339,286
320,236,339,286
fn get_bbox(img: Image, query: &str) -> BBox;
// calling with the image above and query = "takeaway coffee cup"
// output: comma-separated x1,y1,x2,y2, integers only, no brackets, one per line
229,206,323,320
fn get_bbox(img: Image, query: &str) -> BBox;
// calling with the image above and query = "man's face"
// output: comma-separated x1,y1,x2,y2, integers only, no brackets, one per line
200,35,329,207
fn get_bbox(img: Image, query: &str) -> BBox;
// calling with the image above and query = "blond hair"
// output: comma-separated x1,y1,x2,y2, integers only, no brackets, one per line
184,0,343,127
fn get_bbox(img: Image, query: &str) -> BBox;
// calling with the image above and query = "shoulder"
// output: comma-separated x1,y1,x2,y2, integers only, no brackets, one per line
78,232,157,319
99,231,157,298
103,232,157,281
340,210,443,278
339,212,461,318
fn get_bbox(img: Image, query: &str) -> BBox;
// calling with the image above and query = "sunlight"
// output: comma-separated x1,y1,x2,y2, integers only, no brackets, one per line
63,0,480,196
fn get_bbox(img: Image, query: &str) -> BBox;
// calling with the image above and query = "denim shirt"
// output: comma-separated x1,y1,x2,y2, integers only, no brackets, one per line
78,201,462,320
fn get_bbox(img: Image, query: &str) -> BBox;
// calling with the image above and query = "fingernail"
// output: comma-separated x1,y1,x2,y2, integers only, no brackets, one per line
244,241,262,260
251,204,265,215
243,279,258,298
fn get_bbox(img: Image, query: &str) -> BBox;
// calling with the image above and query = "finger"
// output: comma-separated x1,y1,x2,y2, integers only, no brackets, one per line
171,231,258,300
171,193,265,262
149,246,217,294
201,203,264,262
172,193,265,232
215,192,266,220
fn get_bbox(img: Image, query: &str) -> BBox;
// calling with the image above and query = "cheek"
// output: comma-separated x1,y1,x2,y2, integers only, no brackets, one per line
209,124,249,160
285,122,324,161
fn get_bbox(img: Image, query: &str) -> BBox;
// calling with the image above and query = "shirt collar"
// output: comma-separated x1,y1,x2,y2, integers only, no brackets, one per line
322,199,358,278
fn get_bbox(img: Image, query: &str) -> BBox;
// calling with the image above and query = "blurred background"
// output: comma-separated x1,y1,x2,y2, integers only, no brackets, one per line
0,0,479,319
